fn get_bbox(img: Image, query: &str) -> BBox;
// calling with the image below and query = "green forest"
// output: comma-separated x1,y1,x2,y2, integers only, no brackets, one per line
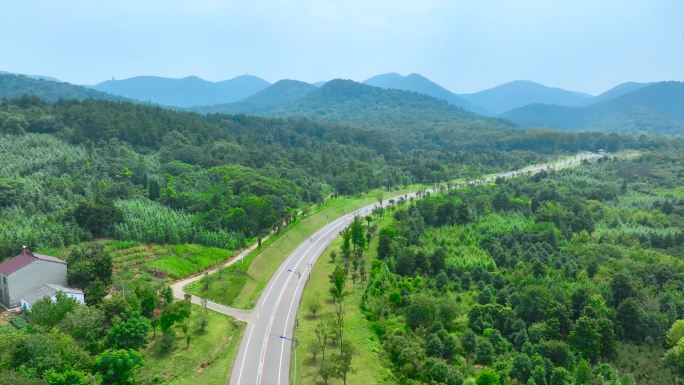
320,151,684,385
0,90,682,385
2,95,674,257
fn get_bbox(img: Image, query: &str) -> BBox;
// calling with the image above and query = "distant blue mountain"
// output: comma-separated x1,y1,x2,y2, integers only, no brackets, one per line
0,71,61,82
0,74,126,102
591,81,654,104
460,80,594,114
92,75,270,107
364,73,490,115
501,81,684,135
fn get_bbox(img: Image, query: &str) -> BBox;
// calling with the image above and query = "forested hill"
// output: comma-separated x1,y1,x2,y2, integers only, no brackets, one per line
0,74,126,102
363,73,491,115
197,79,317,115
0,95,675,257
359,150,684,385
193,79,512,135
502,81,684,135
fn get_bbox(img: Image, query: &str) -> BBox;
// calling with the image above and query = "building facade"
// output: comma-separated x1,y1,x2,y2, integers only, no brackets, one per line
0,246,68,309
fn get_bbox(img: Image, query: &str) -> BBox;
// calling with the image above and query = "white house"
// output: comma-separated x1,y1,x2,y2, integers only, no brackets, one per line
20,283,85,311
0,246,78,309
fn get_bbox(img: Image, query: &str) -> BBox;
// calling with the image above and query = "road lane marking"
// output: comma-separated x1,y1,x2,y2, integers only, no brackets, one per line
233,151,602,385
278,241,324,385
255,222,343,385
236,323,256,385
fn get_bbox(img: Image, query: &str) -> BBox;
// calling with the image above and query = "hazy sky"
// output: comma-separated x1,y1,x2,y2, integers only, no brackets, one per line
1,0,683,94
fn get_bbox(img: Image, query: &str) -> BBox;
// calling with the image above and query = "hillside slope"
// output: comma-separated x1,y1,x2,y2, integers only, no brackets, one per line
364,73,490,115
93,75,270,107
502,81,684,135
195,79,316,115
0,74,125,102
461,80,593,114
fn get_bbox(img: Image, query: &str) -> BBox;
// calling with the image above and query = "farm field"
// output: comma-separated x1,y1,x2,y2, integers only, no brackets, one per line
39,240,237,289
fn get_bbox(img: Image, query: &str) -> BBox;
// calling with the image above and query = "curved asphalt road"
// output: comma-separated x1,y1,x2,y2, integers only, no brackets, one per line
172,152,603,385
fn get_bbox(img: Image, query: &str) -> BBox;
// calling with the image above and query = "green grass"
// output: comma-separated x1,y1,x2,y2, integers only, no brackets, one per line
137,304,246,385
40,240,236,288
291,216,396,385
186,185,423,309
144,244,233,279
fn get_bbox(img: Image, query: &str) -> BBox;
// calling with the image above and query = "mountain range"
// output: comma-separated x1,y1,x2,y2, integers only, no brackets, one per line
0,73,126,102
460,80,593,114
363,73,491,115
193,79,506,135
502,81,684,135
91,75,270,107
1,71,682,135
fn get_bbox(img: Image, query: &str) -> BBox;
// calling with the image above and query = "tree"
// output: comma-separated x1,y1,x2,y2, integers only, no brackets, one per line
335,339,355,385
406,295,437,329
574,360,592,385
73,200,123,236
476,339,495,365
666,320,684,347
159,300,191,333
664,336,684,373
58,305,106,352
307,294,322,319
569,318,598,357
43,369,98,385
197,298,209,334
26,292,79,327
106,311,151,350
510,353,533,383
430,248,447,274
95,349,143,385
550,367,570,385
461,329,478,355
328,265,347,307
609,272,636,307
377,227,395,259
616,298,649,341
350,217,366,250
476,368,501,385
314,319,330,365
134,282,158,318
67,243,113,292
0,330,92,378
425,357,464,385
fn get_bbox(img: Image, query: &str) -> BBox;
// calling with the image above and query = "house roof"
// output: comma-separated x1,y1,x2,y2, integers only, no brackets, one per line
0,246,66,276
21,284,83,307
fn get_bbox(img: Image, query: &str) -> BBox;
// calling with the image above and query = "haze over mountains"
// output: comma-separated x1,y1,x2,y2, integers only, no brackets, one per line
363,73,491,115
502,81,684,135
1,71,682,135
92,75,270,107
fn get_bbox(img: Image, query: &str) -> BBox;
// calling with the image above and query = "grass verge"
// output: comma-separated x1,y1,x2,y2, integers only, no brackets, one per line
186,185,423,309
291,215,396,385
137,304,246,385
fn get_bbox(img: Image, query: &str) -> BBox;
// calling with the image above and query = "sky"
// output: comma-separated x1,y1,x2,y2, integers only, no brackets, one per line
0,0,683,94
